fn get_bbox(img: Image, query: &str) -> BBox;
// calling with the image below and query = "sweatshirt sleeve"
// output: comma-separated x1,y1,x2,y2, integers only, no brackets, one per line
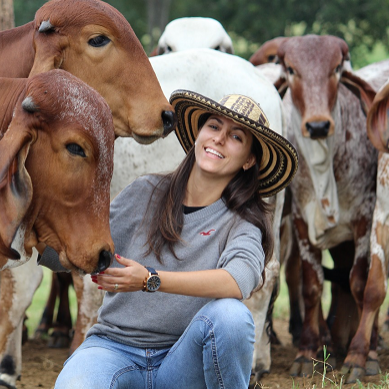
218,222,264,300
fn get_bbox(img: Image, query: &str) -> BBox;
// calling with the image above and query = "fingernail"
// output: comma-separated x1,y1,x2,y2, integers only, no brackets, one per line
115,254,121,259
98,286,103,290
91,279,97,283
99,271,105,274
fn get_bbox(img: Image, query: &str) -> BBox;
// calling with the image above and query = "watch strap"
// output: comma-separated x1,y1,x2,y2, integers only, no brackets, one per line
145,266,157,275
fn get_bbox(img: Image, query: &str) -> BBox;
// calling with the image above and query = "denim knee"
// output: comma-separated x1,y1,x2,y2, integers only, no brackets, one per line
197,298,255,343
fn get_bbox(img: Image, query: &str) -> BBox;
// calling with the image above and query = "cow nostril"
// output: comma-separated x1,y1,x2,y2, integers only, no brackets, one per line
162,110,177,137
306,121,331,139
98,250,113,272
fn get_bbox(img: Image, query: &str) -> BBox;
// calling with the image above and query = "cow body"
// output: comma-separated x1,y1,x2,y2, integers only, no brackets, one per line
343,78,389,381
0,70,115,389
100,48,285,386
275,35,378,383
356,59,389,92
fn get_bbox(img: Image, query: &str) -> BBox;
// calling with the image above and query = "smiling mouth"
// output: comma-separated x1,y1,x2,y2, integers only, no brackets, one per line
205,147,224,159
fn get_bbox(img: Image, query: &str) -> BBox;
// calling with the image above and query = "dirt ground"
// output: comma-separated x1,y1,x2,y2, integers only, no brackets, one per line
18,318,389,389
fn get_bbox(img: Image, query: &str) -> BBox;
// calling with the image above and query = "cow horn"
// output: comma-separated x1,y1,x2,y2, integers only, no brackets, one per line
22,96,39,112
39,19,54,32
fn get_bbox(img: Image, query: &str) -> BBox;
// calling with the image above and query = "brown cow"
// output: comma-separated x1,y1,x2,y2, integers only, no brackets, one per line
0,69,116,388
274,35,378,383
0,0,176,141
341,78,389,381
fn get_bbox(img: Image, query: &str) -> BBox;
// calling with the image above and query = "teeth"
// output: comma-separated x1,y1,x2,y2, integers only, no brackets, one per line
205,148,224,159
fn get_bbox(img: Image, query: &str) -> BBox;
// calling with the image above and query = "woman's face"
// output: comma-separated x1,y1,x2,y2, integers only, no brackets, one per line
194,115,256,182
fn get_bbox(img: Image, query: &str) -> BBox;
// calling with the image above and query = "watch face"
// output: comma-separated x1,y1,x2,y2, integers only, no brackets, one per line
147,275,161,292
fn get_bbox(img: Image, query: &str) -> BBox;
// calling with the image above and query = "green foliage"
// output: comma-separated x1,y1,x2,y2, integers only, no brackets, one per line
14,0,46,26
13,0,389,66
169,0,389,62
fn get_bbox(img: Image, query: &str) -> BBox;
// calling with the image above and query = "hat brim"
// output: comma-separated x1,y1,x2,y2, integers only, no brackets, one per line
170,89,298,197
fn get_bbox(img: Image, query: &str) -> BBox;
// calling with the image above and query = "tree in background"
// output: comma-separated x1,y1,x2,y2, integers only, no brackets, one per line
146,0,172,53
0,0,14,30
12,0,389,68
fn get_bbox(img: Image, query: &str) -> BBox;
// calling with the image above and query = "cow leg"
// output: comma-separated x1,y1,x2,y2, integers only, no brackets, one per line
246,254,280,389
69,273,104,355
280,189,304,347
34,272,59,340
254,188,285,349
341,252,387,382
289,215,326,377
283,228,303,347
341,207,382,383
326,241,358,360
48,273,73,349
0,258,43,389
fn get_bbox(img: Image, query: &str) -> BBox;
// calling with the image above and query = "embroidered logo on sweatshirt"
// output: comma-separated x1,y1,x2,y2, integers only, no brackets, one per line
200,229,215,236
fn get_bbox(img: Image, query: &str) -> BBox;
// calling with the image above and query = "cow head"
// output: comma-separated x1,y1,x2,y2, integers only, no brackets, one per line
29,0,176,142
156,17,234,55
0,70,115,274
275,35,375,139
367,79,389,153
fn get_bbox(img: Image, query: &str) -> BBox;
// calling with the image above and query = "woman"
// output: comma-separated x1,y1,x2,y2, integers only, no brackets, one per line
55,90,298,389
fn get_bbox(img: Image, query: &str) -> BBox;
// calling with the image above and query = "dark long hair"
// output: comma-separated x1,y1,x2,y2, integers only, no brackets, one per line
143,136,275,286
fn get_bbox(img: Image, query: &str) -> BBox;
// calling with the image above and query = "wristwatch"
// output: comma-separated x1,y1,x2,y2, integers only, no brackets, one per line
143,266,161,292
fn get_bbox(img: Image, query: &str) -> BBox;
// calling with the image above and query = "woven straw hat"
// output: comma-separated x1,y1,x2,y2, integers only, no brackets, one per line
170,90,298,197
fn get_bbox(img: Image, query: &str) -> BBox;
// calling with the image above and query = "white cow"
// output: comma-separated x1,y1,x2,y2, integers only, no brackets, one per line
156,17,234,55
355,59,389,92
112,48,285,385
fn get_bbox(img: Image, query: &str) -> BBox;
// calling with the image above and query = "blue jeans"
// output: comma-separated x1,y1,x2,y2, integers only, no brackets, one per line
55,298,255,389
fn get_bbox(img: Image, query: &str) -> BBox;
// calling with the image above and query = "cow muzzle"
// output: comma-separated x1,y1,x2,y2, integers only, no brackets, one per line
305,120,331,139
96,249,113,273
162,110,177,137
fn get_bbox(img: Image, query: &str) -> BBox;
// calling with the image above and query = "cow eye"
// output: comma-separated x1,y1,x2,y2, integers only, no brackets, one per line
88,35,111,47
268,55,276,62
335,64,342,73
214,45,221,51
287,66,294,75
166,46,172,53
66,143,86,157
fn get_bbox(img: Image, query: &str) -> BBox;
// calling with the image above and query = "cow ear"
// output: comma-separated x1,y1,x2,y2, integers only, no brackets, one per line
366,82,389,153
0,117,34,258
274,76,289,99
340,70,376,116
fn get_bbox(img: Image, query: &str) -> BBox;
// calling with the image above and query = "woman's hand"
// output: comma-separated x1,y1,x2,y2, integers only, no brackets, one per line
90,254,148,293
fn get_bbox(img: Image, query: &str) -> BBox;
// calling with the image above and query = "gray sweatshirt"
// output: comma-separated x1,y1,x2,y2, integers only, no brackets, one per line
87,175,264,348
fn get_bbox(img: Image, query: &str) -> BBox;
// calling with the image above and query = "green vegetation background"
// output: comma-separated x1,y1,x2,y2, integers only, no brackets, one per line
14,0,389,68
